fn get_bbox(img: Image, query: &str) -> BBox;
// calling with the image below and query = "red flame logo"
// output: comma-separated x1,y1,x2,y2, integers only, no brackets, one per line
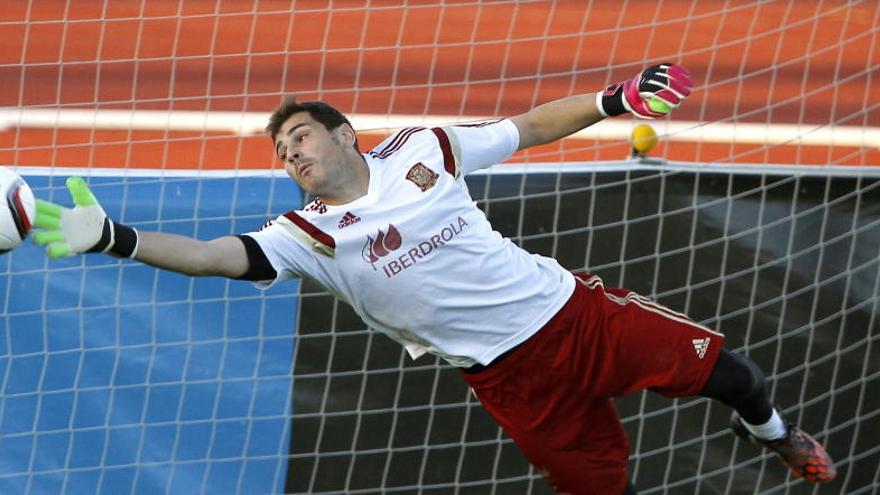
362,224,402,267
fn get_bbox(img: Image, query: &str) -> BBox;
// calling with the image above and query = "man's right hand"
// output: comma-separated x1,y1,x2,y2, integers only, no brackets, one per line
33,177,138,259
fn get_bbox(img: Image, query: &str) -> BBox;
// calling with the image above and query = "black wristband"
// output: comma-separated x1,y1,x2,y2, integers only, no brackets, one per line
85,218,114,253
110,221,138,258
600,84,627,117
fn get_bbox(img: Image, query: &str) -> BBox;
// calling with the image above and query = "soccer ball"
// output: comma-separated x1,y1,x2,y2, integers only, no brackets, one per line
0,167,36,253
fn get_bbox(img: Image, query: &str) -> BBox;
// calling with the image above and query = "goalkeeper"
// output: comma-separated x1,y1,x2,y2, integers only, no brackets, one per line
32,64,835,494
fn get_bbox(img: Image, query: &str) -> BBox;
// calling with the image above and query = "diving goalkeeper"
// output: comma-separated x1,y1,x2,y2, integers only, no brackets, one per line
32,64,835,494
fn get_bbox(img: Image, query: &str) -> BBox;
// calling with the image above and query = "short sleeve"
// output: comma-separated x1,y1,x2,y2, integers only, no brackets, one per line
240,220,309,289
442,119,520,175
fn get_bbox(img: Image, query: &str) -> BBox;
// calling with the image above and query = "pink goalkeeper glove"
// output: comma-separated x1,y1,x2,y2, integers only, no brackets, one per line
596,63,692,119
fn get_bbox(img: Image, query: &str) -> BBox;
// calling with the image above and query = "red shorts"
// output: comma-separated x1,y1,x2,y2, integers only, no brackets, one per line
461,273,724,495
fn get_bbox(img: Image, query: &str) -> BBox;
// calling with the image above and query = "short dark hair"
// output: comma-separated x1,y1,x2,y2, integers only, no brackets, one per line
265,96,359,151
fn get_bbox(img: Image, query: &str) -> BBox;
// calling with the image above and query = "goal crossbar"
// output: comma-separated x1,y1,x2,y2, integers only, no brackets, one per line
2,108,878,149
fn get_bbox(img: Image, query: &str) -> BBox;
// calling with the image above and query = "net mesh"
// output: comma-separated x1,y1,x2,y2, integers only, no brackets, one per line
2,0,878,167
1,1,879,494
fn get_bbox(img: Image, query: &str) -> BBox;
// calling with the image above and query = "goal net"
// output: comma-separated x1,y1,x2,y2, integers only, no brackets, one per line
1,1,878,494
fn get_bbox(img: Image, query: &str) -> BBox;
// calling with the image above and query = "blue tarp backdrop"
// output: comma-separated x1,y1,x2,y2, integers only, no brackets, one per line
1,174,302,495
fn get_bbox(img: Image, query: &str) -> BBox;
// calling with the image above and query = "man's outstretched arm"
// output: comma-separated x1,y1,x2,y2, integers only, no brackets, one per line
511,93,605,150
511,63,692,151
32,176,253,279
134,232,250,278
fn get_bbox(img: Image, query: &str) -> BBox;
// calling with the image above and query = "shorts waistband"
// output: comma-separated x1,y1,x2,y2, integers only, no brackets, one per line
461,338,527,374
460,280,583,381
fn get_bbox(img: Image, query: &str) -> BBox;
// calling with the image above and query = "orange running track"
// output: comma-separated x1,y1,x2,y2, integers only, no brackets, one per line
1,0,878,170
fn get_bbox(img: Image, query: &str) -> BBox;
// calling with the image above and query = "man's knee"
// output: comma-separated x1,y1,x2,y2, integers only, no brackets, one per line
701,349,766,401
729,351,766,398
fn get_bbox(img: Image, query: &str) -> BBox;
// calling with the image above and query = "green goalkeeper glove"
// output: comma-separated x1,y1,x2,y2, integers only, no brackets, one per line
32,177,139,259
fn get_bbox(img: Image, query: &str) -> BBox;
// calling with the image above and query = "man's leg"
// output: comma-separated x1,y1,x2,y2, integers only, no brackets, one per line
582,275,837,485
511,398,631,495
466,388,632,495
698,348,774,425
699,349,837,483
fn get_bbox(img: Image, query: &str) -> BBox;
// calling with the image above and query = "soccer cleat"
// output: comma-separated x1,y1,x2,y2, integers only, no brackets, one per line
730,410,837,483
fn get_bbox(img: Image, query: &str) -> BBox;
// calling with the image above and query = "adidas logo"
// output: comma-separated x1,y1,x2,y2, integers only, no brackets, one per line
692,337,711,359
338,211,361,229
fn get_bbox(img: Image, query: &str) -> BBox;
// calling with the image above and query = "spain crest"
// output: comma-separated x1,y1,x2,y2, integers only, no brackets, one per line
405,162,438,192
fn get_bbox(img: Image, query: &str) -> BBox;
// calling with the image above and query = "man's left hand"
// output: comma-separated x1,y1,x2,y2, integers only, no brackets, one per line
598,63,693,119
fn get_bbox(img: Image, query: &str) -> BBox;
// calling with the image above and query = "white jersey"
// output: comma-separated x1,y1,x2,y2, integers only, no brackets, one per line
245,119,575,367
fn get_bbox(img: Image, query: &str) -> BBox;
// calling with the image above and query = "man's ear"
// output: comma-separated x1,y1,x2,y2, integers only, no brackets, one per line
337,123,357,148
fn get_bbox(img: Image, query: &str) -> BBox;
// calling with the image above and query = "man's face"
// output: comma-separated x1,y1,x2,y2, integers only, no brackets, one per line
273,111,351,196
